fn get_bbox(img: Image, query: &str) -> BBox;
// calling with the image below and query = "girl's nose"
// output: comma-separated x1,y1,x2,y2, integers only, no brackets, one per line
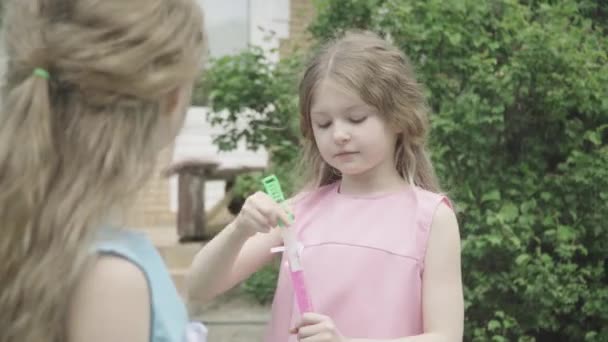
333,125,351,145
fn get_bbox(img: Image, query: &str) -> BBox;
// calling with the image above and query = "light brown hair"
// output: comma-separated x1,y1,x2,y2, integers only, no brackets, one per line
298,30,440,192
0,0,205,341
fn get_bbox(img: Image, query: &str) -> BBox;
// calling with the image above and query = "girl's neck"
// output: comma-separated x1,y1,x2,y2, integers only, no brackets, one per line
338,167,409,196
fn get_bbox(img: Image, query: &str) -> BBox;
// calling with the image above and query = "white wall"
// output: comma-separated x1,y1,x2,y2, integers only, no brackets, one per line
172,0,290,212
196,0,289,61
197,0,250,58
249,0,290,63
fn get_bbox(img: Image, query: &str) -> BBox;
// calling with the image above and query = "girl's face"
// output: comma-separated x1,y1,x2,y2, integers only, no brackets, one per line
310,78,399,179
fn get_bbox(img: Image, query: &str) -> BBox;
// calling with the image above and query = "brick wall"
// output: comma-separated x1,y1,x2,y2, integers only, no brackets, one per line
125,145,176,228
279,0,316,57
125,0,317,229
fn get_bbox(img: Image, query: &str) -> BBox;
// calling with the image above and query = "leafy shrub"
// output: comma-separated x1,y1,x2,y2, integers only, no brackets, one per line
199,1,608,339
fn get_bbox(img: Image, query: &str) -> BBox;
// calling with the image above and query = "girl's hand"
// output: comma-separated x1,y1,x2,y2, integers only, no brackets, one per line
291,313,349,342
232,191,292,238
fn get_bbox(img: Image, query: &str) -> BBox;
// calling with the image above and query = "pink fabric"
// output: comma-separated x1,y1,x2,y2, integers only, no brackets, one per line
265,182,450,341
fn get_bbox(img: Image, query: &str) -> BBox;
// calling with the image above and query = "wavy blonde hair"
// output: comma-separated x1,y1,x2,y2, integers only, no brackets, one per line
298,30,440,192
0,0,205,341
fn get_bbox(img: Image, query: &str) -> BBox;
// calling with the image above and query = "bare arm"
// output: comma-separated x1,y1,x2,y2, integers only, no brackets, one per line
67,256,151,342
186,222,282,304
186,191,291,306
418,202,464,341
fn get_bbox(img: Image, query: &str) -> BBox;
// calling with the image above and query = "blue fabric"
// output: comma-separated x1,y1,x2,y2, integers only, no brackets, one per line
95,228,189,342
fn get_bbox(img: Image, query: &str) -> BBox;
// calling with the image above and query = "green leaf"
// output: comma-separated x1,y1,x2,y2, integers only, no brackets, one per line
499,202,519,222
487,235,502,246
584,131,602,146
447,32,462,45
515,254,530,265
557,225,576,242
482,189,501,202
540,192,552,201
488,320,501,331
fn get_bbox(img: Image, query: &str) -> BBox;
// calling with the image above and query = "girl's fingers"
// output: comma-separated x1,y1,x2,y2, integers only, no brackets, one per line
252,192,294,227
299,312,327,325
275,205,293,227
249,193,279,226
245,207,272,232
238,195,272,233
296,322,326,338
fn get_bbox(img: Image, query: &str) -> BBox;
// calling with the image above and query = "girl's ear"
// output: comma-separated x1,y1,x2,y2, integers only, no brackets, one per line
165,87,182,116
392,125,404,135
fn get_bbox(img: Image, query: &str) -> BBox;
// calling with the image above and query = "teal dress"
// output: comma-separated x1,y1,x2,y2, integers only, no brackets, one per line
96,228,207,342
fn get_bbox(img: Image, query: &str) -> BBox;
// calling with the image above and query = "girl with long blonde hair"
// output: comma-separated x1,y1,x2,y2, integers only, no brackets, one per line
188,31,463,342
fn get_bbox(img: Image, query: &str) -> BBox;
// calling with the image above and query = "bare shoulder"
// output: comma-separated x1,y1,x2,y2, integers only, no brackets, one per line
93,255,148,280
423,201,464,338
427,201,461,256
67,255,151,342
431,201,459,233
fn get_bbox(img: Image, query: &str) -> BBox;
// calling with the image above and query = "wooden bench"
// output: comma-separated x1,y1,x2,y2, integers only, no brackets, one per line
164,158,264,242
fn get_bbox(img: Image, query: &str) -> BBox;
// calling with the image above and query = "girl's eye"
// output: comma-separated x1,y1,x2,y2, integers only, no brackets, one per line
317,122,332,129
350,116,367,124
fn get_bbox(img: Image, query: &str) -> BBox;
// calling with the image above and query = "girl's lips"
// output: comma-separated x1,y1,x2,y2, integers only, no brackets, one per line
334,151,358,157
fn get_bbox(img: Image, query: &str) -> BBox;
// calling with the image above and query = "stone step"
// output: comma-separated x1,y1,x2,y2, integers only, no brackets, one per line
138,226,181,246
158,242,203,270
205,324,266,342
193,288,271,341
170,268,189,296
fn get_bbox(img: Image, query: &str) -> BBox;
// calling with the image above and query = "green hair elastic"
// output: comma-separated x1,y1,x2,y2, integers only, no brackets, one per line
33,68,50,80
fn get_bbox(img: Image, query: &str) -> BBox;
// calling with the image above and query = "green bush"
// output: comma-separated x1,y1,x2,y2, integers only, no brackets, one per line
200,0,608,340
368,2,607,340
201,46,303,196
200,50,303,304
241,263,280,305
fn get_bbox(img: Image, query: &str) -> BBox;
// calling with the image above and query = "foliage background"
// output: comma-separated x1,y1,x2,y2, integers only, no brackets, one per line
199,0,607,340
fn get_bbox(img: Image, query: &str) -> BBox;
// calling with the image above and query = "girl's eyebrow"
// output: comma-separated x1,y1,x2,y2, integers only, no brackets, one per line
311,104,368,117
310,111,328,117
343,104,363,113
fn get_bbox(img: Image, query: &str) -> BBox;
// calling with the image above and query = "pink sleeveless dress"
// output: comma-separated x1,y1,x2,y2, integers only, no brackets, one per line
265,182,450,341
